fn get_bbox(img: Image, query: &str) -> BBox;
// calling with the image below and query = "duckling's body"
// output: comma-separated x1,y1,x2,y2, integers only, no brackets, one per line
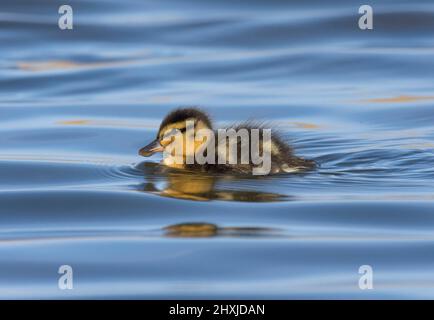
139,108,315,175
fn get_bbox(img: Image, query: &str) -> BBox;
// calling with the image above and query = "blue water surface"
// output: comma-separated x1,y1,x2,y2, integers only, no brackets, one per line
1,0,434,299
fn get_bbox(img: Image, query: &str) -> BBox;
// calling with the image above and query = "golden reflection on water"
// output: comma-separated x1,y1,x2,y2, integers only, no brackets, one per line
164,222,280,238
57,118,158,129
16,59,135,72
289,122,323,130
361,95,434,104
17,60,86,71
137,162,288,202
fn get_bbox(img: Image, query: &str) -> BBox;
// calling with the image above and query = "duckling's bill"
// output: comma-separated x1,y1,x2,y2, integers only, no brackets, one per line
139,139,164,157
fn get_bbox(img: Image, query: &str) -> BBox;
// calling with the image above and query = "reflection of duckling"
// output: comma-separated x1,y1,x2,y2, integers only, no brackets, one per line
138,162,288,202
164,223,280,238
143,172,216,201
139,108,315,175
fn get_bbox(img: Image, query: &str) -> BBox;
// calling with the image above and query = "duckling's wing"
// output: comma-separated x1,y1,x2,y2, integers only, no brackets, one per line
226,121,315,172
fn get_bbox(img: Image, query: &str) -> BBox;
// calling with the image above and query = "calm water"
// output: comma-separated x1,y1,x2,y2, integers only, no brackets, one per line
1,0,434,299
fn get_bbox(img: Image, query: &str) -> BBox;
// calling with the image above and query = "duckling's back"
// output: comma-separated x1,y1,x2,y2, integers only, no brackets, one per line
201,123,315,175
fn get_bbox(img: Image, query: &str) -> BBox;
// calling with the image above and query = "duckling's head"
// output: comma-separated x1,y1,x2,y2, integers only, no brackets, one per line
139,108,212,162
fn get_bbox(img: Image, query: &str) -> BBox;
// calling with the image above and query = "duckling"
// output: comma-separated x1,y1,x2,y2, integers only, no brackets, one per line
138,107,315,175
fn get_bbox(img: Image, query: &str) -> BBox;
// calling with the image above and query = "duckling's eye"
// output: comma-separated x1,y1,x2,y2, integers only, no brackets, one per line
179,127,187,133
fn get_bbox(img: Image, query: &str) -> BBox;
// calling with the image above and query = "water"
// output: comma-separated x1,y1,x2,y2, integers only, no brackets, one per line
1,0,434,299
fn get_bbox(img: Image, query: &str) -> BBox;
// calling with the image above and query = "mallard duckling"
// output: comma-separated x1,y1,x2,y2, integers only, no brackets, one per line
138,108,315,175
